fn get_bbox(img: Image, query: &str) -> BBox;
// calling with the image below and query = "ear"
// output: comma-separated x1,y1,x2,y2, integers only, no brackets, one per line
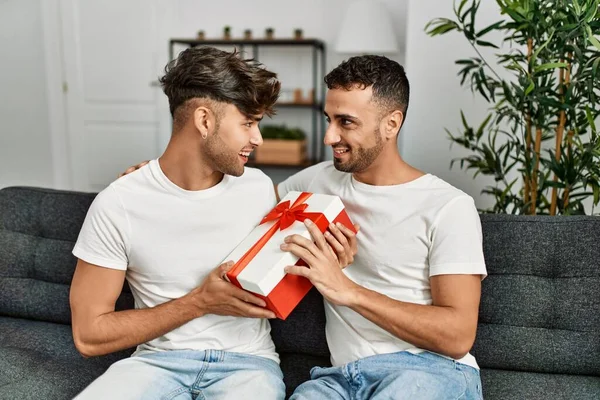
382,110,404,140
192,106,216,139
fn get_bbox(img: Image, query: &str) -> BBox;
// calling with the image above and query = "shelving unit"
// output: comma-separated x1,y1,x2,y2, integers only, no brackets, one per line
169,38,327,168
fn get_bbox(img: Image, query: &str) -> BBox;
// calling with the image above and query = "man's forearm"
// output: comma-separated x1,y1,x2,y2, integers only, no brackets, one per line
74,294,200,357
347,286,475,359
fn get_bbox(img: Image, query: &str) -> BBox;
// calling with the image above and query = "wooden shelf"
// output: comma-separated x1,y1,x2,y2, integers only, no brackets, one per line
276,102,323,110
171,38,325,49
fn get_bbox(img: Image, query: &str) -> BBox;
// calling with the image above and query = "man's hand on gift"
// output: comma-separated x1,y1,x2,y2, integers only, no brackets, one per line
185,261,276,319
281,219,360,306
324,220,360,268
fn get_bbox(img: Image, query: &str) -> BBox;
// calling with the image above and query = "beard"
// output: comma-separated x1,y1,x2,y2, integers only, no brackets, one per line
333,128,384,173
203,127,245,177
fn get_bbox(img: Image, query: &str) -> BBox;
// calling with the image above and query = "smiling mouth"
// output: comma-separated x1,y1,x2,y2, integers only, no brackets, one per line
238,149,253,163
333,147,350,158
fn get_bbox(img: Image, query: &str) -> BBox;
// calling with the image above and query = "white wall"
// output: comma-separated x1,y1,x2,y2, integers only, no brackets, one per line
0,0,54,189
2,1,595,206
1,0,408,190
171,0,406,72
403,0,504,209
167,0,408,184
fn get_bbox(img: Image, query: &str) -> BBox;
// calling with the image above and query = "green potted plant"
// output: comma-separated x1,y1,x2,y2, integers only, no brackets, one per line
255,125,307,165
223,26,231,40
244,29,252,40
426,0,600,215
294,28,303,40
197,30,205,40
265,27,275,40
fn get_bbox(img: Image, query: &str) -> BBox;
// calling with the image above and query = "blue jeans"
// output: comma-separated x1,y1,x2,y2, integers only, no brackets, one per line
291,351,483,400
74,349,285,400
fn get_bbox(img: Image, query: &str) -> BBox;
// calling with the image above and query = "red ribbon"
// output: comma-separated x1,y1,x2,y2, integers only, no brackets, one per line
228,192,327,282
260,192,323,229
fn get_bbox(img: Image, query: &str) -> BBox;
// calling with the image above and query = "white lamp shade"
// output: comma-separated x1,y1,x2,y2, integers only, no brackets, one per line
335,0,399,54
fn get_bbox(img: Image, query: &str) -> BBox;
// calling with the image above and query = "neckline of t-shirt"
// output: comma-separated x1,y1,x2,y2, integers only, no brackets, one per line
350,173,434,192
150,159,232,199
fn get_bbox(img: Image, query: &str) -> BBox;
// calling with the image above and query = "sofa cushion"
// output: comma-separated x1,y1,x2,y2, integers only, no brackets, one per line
0,187,133,324
279,353,330,398
270,287,330,359
480,368,600,400
474,215,600,376
0,316,133,399
0,313,327,399
270,287,331,396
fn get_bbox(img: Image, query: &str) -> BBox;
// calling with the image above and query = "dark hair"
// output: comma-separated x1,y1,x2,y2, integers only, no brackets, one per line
325,55,409,120
159,46,280,124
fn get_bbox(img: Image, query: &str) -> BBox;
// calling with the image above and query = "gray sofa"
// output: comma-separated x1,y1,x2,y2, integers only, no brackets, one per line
0,186,598,399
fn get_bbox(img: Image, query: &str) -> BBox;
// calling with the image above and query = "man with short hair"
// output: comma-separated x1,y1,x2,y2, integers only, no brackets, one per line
279,55,486,399
70,46,288,399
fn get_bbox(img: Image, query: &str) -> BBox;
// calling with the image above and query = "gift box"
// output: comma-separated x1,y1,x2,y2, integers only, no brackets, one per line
224,191,356,320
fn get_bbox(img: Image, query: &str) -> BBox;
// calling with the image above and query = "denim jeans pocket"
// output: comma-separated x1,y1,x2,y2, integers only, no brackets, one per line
457,364,483,400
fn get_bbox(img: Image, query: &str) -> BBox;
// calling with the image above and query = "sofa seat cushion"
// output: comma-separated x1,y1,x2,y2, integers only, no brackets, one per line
0,317,132,399
481,368,600,399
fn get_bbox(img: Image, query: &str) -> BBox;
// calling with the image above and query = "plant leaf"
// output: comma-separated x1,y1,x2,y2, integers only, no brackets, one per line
573,0,581,15
592,57,600,77
476,21,504,37
586,106,597,133
457,0,470,19
588,35,600,51
534,62,568,72
476,40,500,48
531,29,555,65
584,0,598,23
425,19,460,36
461,110,469,130
524,80,535,96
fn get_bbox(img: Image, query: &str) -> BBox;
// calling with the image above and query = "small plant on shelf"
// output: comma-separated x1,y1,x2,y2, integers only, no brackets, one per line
223,26,231,40
294,28,303,40
265,27,275,40
255,125,307,165
261,125,306,140
244,29,252,40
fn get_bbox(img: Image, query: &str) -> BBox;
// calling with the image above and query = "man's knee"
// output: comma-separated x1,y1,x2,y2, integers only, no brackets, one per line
290,377,348,400
239,369,285,394
369,369,467,399
74,357,180,400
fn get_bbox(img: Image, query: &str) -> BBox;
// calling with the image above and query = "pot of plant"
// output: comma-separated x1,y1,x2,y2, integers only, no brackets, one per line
223,26,231,40
294,28,303,40
244,29,252,40
255,125,307,165
197,30,205,40
265,27,274,40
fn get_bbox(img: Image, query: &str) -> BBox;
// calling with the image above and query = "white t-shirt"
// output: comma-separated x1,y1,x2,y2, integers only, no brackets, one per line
73,159,279,362
277,161,487,368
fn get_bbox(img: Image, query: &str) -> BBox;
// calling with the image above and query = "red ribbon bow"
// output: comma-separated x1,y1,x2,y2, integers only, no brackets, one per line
260,192,322,230
227,192,327,283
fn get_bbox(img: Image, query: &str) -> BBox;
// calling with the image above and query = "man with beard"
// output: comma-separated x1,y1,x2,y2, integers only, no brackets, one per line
69,46,289,399
278,56,487,399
